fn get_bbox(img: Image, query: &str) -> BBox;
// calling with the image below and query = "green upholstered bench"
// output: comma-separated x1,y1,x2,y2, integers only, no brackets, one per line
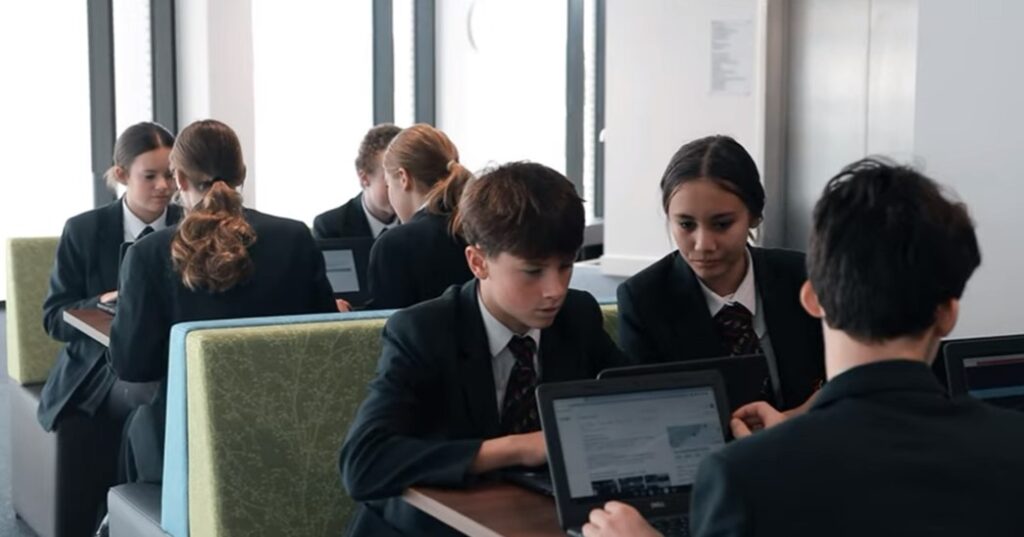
7,236,121,537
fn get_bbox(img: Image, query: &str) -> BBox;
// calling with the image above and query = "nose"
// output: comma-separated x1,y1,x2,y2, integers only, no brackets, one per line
541,267,571,300
693,227,716,252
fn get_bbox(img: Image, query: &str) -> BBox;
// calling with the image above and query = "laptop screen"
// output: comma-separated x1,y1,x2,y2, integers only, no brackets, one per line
323,249,360,294
551,386,727,501
962,354,1024,411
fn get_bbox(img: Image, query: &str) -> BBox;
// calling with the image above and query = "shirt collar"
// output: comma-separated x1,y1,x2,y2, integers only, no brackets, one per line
122,197,169,241
476,290,541,358
361,194,395,238
698,248,757,316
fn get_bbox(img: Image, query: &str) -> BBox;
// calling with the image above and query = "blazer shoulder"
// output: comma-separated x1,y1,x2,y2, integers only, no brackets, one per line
384,286,462,341
63,201,118,232
755,247,807,274
620,251,679,298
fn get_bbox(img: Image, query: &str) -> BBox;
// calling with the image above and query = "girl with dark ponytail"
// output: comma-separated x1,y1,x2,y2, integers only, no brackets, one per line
366,123,476,308
108,119,337,483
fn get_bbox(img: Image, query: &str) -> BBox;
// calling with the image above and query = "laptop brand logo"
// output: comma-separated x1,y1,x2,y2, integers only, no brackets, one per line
650,501,666,509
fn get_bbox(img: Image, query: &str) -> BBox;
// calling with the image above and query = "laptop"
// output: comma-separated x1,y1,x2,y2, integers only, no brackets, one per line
97,241,135,315
537,371,731,537
944,334,1024,412
598,354,778,411
316,238,373,308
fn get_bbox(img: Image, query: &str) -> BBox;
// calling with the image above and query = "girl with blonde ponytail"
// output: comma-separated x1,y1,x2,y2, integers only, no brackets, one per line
108,119,337,483
367,123,476,308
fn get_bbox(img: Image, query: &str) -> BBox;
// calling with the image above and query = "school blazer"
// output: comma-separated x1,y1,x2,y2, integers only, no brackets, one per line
366,208,474,310
690,360,1024,537
617,248,824,409
312,193,374,240
37,200,183,431
107,209,337,481
340,280,629,536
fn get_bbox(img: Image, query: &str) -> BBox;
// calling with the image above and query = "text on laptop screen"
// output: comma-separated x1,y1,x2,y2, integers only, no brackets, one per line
964,354,1024,411
552,386,726,501
322,250,359,293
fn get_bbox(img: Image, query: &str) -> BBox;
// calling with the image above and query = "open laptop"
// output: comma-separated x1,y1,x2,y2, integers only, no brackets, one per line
598,354,778,411
316,237,373,308
536,371,731,537
944,334,1024,412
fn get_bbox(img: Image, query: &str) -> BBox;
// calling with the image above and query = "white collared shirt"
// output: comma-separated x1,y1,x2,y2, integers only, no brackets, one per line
361,194,396,238
122,198,169,242
697,249,782,400
477,292,541,416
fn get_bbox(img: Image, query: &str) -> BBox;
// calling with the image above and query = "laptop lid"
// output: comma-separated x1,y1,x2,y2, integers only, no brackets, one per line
944,334,1024,412
536,371,730,532
598,354,777,411
316,237,373,307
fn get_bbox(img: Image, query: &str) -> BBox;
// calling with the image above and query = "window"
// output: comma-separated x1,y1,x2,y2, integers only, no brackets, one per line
0,4,93,300
251,2,374,225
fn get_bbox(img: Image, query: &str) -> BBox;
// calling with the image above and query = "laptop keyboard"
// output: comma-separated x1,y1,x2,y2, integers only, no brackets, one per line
649,515,690,537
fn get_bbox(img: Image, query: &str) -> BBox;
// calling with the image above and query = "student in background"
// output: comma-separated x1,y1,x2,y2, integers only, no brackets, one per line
616,135,824,411
584,158,1024,537
313,124,402,240
108,119,337,484
365,123,475,309
341,162,628,536
39,122,182,434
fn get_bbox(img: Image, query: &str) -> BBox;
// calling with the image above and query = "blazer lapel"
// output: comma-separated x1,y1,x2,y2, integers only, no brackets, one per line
166,204,184,226
669,253,723,359
346,193,374,237
455,281,501,438
97,199,125,288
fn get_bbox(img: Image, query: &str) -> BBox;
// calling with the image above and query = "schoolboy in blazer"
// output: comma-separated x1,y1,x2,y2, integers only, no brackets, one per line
341,162,628,536
313,124,402,240
585,159,1024,537
39,122,182,431
617,135,824,410
366,124,475,309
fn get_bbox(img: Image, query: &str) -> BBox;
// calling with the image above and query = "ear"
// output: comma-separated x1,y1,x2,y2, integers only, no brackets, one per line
114,166,129,185
465,244,489,280
358,170,371,188
397,168,414,192
799,280,825,319
175,171,190,193
933,299,960,338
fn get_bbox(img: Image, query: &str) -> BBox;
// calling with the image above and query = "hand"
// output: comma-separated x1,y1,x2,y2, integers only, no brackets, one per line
730,401,787,438
582,501,662,537
512,431,547,467
335,298,352,312
99,290,118,303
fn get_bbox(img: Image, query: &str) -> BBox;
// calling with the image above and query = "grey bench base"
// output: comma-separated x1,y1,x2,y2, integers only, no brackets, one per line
10,381,120,537
109,484,166,537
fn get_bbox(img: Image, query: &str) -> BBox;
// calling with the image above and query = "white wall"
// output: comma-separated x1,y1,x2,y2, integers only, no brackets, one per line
601,0,769,276
176,0,257,206
914,0,1024,337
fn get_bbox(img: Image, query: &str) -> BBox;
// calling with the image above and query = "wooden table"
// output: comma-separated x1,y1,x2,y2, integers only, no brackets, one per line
403,482,564,537
63,308,113,347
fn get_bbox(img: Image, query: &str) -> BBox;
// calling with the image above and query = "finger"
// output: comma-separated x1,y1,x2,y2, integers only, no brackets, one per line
581,522,601,537
588,507,610,526
603,501,631,514
731,401,771,420
730,417,752,439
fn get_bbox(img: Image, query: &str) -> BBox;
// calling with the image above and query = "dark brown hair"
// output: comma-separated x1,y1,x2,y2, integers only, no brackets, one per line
355,124,402,174
809,157,980,341
383,123,473,216
660,135,765,221
169,120,256,293
104,122,175,190
454,161,585,260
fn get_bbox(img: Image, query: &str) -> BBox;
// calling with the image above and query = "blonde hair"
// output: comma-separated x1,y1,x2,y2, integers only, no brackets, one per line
169,120,255,293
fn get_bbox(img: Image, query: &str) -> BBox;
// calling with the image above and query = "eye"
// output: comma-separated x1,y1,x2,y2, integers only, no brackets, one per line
677,220,697,232
522,268,542,276
713,220,734,231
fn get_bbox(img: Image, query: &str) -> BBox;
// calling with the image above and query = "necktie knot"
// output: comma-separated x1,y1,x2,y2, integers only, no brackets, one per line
713,303,762,356
137,226,155,240
507,335,536,367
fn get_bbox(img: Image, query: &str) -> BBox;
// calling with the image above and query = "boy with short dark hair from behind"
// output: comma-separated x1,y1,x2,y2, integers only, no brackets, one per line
340,161,628,536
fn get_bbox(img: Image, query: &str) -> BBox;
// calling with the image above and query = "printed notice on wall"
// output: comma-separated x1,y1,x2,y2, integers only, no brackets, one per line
710,19,754,96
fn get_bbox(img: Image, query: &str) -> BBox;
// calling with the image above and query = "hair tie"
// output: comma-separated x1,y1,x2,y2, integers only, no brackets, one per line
211,176,225,184
446,160,458,173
